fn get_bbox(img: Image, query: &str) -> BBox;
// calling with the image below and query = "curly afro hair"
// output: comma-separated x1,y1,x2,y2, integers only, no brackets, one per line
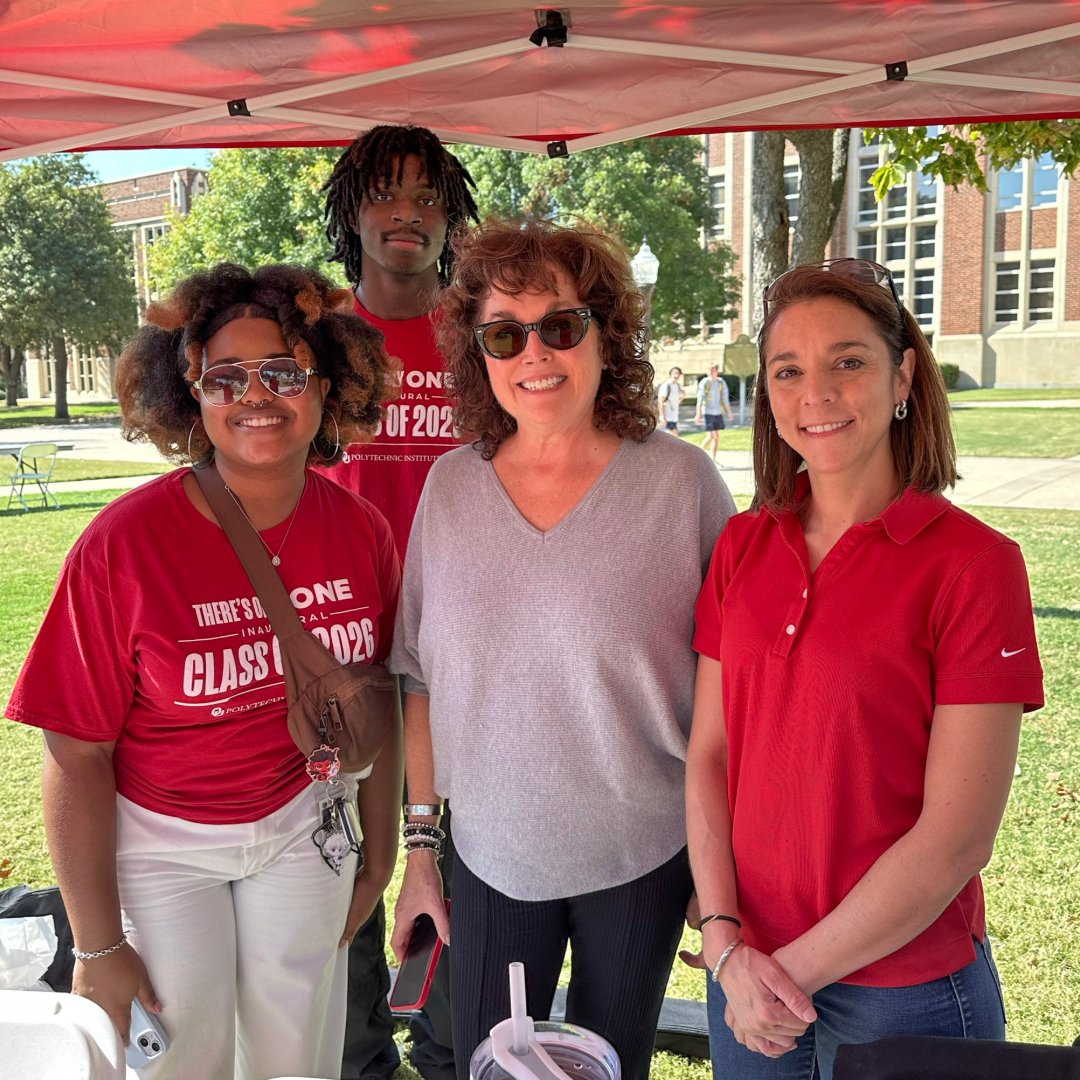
438,219,656,459
116,263,398,465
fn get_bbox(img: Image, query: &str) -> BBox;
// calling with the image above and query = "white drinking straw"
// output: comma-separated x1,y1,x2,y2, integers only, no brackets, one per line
509,961,529,1056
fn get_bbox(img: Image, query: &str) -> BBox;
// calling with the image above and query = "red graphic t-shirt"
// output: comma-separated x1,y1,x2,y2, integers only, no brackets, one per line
6,469,400,825
320,298,459,556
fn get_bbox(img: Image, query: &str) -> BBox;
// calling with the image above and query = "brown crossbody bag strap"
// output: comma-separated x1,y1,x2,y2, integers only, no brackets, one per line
193,462,395,777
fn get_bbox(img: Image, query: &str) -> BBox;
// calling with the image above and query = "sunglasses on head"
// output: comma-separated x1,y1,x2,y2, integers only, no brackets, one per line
192,356,319,407
473,308,596,361
763,259,903,318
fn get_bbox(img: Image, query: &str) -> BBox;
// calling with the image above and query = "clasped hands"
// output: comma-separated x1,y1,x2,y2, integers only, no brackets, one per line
681,904,817,1058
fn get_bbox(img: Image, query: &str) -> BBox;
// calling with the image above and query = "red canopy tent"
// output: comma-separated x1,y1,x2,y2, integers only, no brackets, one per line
0,1,1079,163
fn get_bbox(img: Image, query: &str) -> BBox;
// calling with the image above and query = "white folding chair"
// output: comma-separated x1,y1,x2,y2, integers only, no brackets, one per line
0,989,125,1079
6,442,59,511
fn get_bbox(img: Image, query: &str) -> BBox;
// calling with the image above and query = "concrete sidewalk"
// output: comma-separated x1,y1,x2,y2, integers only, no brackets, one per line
707,449,1080,511
8,420,1080,511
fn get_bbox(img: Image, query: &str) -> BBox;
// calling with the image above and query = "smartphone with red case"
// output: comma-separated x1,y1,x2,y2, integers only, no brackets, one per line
389,903,447,1012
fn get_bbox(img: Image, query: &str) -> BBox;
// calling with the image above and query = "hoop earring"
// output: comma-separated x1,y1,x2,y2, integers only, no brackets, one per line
187,421,212,465
313,409,341,461
894,399,908,421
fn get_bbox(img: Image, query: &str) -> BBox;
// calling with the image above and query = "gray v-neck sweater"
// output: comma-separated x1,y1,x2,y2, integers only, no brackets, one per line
390,433,735,900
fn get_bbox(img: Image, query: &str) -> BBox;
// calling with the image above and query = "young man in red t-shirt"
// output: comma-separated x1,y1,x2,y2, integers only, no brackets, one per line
322,124,478,1080
322,124,479,559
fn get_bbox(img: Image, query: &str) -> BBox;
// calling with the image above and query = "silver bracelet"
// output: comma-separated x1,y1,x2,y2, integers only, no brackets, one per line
710,938,744,983
73,934,127,961
403,803,442,817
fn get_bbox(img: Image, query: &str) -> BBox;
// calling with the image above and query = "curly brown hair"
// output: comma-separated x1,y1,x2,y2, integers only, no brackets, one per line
116,264,398,465
437,219,656,459
753,265,957,512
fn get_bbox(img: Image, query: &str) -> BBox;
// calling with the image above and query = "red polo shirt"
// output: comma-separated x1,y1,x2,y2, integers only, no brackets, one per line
693,478,1043,987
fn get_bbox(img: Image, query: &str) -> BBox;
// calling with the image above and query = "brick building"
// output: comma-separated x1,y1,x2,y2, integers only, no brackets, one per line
24,167,208,402
658,132,1080,389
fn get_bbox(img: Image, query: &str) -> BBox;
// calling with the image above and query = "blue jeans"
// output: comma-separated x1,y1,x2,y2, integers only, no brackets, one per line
707,937,1006,1080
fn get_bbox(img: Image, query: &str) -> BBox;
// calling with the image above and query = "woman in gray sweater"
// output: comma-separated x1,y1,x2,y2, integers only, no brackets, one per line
390,220,735,1080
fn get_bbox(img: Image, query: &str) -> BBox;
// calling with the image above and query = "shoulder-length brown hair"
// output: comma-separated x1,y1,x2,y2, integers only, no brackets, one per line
438,219,656,459
752,265,957,512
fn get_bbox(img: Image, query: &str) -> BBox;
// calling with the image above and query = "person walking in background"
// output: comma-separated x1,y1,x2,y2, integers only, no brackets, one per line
686,260,1043,1080
5,265,403,1080
322,123,479,1080
390,220,736,1080
658,365,684,432
695,364,733,459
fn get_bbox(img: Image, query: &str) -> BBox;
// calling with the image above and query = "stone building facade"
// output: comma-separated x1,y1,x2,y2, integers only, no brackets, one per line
657,132,1080,389
24,167,208,402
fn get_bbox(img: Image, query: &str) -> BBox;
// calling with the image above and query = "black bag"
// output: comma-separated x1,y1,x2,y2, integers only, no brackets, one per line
0,883,74,992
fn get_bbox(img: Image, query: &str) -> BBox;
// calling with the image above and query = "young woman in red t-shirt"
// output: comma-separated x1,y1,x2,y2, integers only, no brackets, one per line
6,265,403,1080
687,262,1044,1080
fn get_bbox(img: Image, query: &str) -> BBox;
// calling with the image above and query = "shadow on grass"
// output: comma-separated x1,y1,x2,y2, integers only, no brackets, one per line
0,499,115,518
1034,606,1080,620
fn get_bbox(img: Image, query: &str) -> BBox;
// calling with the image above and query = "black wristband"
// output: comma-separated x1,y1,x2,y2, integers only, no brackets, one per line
698,913,742,931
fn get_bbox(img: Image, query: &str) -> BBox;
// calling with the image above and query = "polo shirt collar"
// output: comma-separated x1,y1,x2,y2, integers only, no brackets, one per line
768,471,949,545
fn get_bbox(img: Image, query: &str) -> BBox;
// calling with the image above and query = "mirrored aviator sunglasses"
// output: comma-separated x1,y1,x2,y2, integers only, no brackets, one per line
193,357,317,407
763,258,903,318
473,307,595,360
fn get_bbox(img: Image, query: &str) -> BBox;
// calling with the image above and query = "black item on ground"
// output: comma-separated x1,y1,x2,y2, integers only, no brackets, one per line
833,1035,1080,1080
0,883,74,992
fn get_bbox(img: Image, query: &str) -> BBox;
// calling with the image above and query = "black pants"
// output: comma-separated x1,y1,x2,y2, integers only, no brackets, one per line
342,899,400,1080
450,847,694,1080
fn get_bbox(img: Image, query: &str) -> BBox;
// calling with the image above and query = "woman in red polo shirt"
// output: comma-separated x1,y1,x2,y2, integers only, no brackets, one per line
687,261,1043,1080
6,265,402,1080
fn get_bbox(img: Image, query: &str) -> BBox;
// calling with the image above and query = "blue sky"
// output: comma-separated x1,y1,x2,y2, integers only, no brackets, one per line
80,148,214,182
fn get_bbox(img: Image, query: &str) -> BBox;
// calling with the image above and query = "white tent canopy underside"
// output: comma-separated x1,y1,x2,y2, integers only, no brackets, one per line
2,1,1080,162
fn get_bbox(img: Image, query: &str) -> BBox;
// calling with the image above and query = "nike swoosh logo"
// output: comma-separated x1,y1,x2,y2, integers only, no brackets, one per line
1001,648,1026,658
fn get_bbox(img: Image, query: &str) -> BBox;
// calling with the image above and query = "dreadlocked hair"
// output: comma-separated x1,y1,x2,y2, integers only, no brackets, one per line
116,263,399,466
324,124,479,284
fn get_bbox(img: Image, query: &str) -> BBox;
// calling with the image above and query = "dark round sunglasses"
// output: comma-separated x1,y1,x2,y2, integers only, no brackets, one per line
192,357,319,407
763,259,903,317
473,308,596,360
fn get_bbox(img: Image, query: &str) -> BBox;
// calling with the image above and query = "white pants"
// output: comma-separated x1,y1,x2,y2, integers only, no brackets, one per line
116,782,356,1080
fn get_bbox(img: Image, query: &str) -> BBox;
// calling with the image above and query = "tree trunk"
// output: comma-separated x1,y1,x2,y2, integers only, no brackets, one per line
51,336,69,420
0,345,10,405
10,348,24,406
750,130,790,336
787,129,851,265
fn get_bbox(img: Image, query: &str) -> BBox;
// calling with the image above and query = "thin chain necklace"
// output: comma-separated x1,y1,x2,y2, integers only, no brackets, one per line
224,476,306,567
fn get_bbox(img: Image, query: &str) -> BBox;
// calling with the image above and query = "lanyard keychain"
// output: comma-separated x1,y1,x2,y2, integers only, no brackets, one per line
312,778,364,875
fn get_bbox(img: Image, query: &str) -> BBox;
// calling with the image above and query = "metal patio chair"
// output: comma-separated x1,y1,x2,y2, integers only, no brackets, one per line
6,442,60,510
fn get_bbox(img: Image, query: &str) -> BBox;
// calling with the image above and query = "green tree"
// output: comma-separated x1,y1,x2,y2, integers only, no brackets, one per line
869,120,1080,196
0,155,136,417
453,138,739,342
149,147,344,291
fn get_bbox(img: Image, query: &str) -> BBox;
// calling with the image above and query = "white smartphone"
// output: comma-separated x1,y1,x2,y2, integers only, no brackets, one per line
126,998,170,1070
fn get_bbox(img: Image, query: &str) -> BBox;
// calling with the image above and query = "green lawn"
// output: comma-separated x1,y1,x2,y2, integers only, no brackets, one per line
0,458,171,487
0,403,121,429
950,388,1080,402
682,406,1080,459
0,493,1076,1064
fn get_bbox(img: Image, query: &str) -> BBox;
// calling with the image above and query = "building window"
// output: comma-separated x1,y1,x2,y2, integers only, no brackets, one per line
994,261,1020,323
193,172,208,198
885,227,906,262
856,230,877,261
996,163,1024,211
850,134,940,333
708,174,726,240
1031,154,1059,207
914,224,936,260
1028,259,1055,320
143,224,166,247
784,163,800,225
76,355,96,393
912,269,934,327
